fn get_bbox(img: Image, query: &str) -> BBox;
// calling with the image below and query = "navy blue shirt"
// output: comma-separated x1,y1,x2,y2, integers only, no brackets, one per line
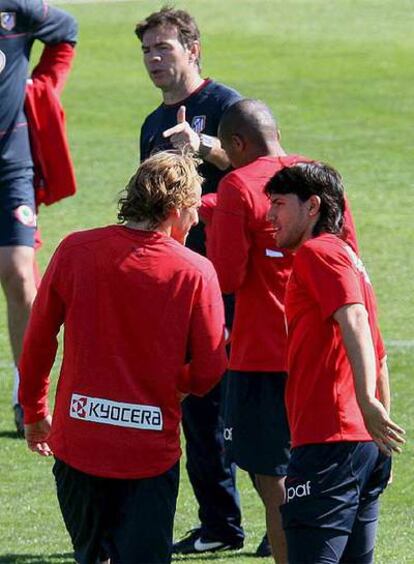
0,0,78,179
140,79,241,255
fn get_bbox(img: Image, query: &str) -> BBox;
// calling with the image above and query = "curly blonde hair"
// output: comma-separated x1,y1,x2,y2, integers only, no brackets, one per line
118,151,203,229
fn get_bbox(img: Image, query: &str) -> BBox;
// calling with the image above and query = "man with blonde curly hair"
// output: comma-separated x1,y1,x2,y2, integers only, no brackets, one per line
18,152,227,564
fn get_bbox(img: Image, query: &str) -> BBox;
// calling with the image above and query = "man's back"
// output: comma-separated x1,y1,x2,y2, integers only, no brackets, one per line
20,225,226,479
210,155,305,372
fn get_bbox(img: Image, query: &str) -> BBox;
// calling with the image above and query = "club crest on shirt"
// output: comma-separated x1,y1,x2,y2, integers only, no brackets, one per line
191,115,206,133
0,12,16,31
0,49,5,74
14,205,37,227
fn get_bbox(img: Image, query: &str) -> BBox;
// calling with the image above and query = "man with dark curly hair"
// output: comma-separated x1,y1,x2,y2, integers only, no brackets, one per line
19,152,227,564
265,161,405,564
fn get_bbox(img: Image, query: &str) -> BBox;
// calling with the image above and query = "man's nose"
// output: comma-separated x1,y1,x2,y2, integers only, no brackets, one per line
266,207,274,223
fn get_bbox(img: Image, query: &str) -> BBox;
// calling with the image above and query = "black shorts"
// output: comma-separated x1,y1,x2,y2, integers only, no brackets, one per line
53,458,180,564
223,371,290,476
281,442,391,563
0,171,36,247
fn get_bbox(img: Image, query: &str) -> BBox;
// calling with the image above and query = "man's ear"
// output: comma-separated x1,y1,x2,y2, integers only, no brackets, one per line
308,195,321,217
232,134,245,151
189,40,200,65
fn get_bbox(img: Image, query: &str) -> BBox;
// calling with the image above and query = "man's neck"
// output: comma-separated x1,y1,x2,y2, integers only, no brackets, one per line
162,73,204,105
124,220,171,237
242,142,287,167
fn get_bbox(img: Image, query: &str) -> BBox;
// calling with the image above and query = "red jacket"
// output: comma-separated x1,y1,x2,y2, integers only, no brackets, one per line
25,43,77,207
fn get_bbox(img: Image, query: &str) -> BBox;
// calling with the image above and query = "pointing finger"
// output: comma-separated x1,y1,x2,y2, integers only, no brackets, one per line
177,105,186,124
163,123,186,138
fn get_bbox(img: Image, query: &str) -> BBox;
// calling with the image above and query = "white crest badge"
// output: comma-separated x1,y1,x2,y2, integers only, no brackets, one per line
0,12,16,31
191,115,206,134
14,205,37,227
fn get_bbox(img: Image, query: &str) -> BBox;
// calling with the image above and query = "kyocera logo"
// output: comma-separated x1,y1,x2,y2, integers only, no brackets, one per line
70,393,163,431
286,480,311,502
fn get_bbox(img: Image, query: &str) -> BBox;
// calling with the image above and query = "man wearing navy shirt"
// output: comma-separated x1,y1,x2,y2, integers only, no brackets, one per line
135,7,246,555
0,0,77,435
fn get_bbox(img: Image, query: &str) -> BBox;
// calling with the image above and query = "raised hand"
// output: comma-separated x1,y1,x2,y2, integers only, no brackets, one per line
162,105,201,153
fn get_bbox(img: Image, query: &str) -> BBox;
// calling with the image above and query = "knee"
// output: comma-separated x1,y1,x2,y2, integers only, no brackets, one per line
0,261,36,304
255,474,286,507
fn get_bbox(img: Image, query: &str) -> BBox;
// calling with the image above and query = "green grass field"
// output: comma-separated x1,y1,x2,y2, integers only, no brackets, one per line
0,0,413,562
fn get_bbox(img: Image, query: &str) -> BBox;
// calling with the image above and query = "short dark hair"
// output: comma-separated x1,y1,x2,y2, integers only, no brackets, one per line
265,162,345,236
135,6,200,50
218,98,278,151
118,152,202,229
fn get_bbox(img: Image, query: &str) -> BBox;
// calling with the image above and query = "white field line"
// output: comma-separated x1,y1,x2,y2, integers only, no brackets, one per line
385,340,414,349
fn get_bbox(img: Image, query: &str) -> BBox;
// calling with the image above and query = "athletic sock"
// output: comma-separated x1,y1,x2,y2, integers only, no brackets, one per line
12,365,20,406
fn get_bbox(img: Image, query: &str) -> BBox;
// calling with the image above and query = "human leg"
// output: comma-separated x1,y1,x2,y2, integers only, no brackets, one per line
285,527,350,564
53,458,108,564
175,381,243,552
0,173,37,432
0,245,37,362
109,463,180,563
281,443,386,564
255,474,287,563
227,371,290,562
340,446,391,563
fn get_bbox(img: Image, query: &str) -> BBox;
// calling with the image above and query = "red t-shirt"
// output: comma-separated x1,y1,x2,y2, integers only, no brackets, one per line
285,234,385,447
208,155,308,372
19,226,227,479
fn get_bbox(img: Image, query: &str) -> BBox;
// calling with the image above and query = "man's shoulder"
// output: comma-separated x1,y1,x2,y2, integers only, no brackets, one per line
297,234,350,268
141,103,165,126
169,241,216,279
204,79,241,98
221,156,292,194
197,79,241,106
59,226,115,251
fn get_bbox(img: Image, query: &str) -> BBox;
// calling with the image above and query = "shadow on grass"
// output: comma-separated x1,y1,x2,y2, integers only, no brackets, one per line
173,550,258,560
0,554,73,563
0,552,256,563
0,430,22,440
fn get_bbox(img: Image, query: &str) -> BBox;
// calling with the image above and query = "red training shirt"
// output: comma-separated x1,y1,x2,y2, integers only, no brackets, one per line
208,155,308,372
285,233,385,448
19,226,227,479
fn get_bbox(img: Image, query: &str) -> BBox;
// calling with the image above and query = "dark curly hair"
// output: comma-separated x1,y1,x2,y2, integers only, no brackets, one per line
118,151,203,229
265,162,345,237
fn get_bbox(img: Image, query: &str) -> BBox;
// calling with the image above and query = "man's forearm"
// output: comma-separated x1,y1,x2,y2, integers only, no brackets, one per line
334,303,377,407
199,136,231,171
378,356,391,414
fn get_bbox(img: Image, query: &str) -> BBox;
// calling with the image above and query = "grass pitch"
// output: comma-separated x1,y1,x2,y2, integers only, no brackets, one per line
0,1,413,562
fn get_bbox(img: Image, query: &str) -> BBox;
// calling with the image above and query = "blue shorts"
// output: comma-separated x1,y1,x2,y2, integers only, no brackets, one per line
0,172,37,247
223,371,290,476
53,458,180,564
281,441,391,563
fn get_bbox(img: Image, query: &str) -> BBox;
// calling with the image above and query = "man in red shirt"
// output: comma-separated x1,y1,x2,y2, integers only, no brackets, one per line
265,161,405,563
208,98,312,563
19,152,227,564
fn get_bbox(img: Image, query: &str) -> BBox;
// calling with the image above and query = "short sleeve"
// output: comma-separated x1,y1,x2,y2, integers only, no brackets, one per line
22,1,78,45
294,241,364,320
